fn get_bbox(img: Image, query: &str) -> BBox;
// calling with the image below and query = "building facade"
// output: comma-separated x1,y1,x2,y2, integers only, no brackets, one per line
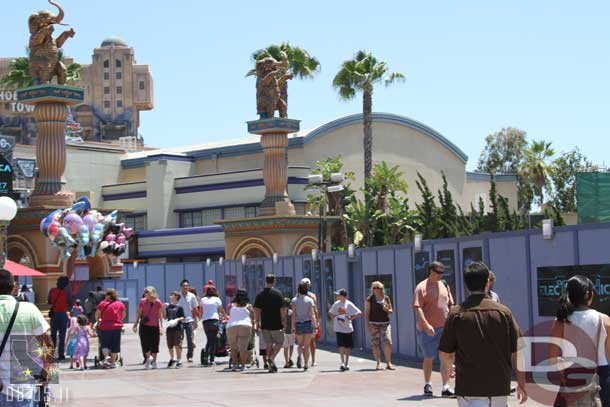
11,112,518,265
0,37,153,145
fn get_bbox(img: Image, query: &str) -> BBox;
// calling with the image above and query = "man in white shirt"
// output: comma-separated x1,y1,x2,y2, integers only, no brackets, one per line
328,289,362,371
0,269,53,406
178,279,200,363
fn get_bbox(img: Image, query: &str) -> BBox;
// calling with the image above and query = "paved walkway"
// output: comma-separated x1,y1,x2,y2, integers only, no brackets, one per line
50,324,545,407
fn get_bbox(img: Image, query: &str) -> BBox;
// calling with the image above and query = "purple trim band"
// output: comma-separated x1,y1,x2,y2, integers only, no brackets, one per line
102,181,146,188
175,177,309,194
103,191,147,201
137,247,225,258
138,225,224,238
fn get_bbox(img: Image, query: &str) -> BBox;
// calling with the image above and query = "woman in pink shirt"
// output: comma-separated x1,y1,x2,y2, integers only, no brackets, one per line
133,286,166,369
95,289,126,369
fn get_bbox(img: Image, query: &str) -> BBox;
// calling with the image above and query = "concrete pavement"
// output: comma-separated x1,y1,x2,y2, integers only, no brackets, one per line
49,324,545,407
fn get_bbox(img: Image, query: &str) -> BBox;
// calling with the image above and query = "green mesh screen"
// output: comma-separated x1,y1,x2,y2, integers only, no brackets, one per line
577,172,610,224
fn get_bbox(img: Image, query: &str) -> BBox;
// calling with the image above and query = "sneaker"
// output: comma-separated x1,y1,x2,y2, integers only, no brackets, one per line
187,358,193,363
142,357,147,365
145,358,152,370
167,360,175,369
441,389,455,398
231,365,238,372
151,362,158,370
340,364,346,372
303,366,308,372
296,356,302,369
209,359,216,366
344,365,350,371
175,361,183,369
264,361,269,370
424,384,433,397
267,360,276,373
287,360,294,368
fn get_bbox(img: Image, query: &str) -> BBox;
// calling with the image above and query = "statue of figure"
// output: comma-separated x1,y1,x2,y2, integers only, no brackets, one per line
256,53,292,119
28,0,75,85
277,48,293,118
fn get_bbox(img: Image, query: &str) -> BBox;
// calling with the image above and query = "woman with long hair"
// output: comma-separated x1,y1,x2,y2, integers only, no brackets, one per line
133,286,165,369
365,280,394,370
95,288,126,368
226,289,256,371
291,282,317,371
200,285,227,366
550,275,610,407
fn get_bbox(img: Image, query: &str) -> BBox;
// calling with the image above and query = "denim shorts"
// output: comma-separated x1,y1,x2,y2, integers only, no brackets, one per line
295,321,314,335
417,327,443,359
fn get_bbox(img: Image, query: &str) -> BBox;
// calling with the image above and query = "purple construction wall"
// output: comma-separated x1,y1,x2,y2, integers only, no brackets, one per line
121,222,610,360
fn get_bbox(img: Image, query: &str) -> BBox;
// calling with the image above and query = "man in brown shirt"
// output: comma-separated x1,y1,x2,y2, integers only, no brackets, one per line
439,262,527,406
412,261,455,397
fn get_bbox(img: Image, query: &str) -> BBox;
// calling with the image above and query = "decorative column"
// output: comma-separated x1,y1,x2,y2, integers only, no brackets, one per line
18,85,84,207
248,118,300,216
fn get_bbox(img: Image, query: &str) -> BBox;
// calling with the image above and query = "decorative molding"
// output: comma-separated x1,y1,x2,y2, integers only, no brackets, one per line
103,191,147,201
175,177,308,194
121,154,193,169
138,225,224,238
247,118,301,134
174,166,310,181
232,237,274,259
292,235,319,256
137,247,225,258
18,84,84,105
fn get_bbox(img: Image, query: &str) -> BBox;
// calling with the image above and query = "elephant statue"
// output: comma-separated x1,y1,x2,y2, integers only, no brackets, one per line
28,0,75,85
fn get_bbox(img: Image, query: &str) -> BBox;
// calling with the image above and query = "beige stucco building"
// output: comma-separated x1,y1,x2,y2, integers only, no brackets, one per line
12,112,517,264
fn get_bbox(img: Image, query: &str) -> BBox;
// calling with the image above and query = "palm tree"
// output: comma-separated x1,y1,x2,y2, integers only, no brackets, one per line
520,140,555,206
246,42,320,110
0,49,81,89
332,50,404,181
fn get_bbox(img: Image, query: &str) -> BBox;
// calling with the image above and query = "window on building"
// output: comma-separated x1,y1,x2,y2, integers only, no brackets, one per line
103,60,109,68
104,100,110,108
245,207,257,218
116,72,122,80
103,72,109,80
224,206,245,219
125,214,147,231
116,86,122,94
139,81,145,90
117,100,123,108
116,59,122,68
104,87,110,94
202,208,222,226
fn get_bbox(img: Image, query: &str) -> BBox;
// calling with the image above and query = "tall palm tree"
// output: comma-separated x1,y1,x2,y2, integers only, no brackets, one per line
332,50,404,181
520,140,555,206
0,49,81,89
246,42,320,110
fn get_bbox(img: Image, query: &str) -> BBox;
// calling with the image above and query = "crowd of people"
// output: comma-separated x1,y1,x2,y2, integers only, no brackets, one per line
1,259,610,406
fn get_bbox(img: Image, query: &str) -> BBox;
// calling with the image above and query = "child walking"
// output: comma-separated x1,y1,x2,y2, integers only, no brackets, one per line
328,289,362,371
166,291,185,368
66,315,94,370
66,312,79,369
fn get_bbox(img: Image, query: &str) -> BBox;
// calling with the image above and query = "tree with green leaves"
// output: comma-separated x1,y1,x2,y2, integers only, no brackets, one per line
307,155,354,249
332,51,404,181
520,140,555,207
0,49,81,89
415,172,440,240
549,147,594,213
246,42,320,114
438,172,459,238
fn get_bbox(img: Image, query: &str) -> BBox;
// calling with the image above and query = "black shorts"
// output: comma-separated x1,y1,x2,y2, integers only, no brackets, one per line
100,329,122,354
140,324,160,354
336,332,354,349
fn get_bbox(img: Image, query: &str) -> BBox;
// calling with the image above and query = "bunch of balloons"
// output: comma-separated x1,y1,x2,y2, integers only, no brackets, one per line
40,197,135,260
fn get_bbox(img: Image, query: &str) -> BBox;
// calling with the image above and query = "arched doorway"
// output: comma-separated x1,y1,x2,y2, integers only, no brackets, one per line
232,237,274,260
292,236,319,256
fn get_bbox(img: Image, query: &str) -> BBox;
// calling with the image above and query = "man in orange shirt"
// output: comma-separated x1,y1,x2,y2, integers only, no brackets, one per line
412,261,455,398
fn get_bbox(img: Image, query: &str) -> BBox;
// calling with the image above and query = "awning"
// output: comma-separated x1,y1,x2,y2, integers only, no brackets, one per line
4,260,46,277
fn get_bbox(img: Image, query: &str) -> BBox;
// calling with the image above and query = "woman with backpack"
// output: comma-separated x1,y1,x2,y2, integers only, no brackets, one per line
550,275,610,407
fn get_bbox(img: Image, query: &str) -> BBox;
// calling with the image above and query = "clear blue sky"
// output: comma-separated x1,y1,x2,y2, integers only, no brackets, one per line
4,1,609,170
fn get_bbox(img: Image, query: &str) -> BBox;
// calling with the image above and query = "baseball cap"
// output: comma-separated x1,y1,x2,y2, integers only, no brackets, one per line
207,280,214,285
300,278,311,285
334,288,348,297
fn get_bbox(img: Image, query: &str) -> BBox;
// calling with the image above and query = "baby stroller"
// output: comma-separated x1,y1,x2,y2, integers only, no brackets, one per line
200,321,229,365
92,323,124,368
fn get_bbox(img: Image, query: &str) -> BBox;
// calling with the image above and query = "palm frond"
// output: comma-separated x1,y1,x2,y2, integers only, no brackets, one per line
385,72,406,86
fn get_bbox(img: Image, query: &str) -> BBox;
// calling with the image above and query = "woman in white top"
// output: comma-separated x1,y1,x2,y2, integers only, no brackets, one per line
200,286,227,366
227,289,256,371
550,275,610,407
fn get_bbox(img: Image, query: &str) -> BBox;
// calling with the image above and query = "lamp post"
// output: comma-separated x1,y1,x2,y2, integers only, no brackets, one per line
0,196,18,267
307,172,345,252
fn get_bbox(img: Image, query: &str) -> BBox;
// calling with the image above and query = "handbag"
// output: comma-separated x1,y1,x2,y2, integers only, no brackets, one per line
558,313,603,407
0,301,21,392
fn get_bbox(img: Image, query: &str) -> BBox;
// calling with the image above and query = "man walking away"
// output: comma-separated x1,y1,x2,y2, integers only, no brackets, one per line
178,279,200,363
439,262,527,406
412,261,454,397
254,274,286,373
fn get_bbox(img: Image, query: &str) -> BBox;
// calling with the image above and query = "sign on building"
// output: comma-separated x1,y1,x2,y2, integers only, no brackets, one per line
0,155,14,196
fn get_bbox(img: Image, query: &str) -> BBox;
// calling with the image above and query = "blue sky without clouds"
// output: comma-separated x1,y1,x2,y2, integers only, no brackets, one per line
3,1,609,170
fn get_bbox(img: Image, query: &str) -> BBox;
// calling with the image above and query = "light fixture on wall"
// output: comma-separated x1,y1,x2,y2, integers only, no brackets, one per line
311,249,319,262
348,244,355,258
414,234,423,252
219,257,224,266
206,258,211,267
133,260,139,270
542,219,554,240
241,254,247,265
273,253,278,264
